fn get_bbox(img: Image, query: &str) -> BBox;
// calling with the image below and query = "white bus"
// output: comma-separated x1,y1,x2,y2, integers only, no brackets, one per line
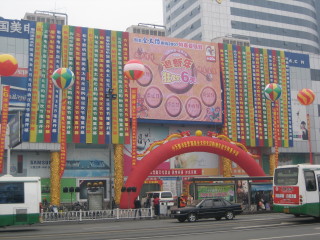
0,176,42,227
273,164,320,218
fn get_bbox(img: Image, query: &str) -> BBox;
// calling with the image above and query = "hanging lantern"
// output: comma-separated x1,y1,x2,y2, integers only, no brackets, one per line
0,54,18,76
264,83,282,102
297,88,315,105
51,68,75,90
124,59,145,81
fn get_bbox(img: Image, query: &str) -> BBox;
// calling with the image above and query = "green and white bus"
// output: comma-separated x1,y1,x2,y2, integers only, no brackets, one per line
0,176,42,227
273,164,320,218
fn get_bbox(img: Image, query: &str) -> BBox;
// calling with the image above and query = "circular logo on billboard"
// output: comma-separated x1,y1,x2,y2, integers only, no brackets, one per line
137,65,153,87
185,97,202,118
165,96,182,117
144,86,163,108
201,87,217,107
159,49,196,94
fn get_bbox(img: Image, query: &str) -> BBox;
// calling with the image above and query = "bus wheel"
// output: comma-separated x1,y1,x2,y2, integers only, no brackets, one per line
294,214,300,217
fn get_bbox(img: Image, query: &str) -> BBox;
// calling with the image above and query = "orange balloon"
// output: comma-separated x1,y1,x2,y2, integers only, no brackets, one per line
297,88,315,105
0,54,18,76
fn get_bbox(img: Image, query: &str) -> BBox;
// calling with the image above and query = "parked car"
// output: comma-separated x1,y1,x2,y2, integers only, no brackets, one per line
171,198,243,222
142,191,175,207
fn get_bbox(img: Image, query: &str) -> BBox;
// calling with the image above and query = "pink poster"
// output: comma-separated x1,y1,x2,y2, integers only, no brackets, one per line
129,34,222,123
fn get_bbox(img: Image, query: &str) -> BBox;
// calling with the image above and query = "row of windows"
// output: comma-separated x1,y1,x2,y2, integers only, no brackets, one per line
172,19,201,39
249,36,319,54
166,5,200,34
166,0,199,24
132,28,165,36
25,15,65,25
231,21,319,44
231,7,318,32
231,0,317,19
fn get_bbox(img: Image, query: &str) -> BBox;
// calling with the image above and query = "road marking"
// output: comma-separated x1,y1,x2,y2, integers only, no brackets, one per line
249,232,320,240
233,222,292,229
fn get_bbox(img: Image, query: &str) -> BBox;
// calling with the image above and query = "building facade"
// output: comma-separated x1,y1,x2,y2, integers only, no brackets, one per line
163,0,320,54
1,7,320,205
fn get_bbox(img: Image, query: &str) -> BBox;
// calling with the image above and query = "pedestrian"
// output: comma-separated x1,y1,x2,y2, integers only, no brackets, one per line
179,195,187,208
187,194,194,205
134,197,142,219
153,195,160,216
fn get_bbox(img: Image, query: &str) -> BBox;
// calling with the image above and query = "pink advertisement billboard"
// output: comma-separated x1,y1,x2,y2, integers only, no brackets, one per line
129,34,222,124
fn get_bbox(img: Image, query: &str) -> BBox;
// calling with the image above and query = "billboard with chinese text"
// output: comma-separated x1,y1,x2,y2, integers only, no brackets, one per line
129,34,222,124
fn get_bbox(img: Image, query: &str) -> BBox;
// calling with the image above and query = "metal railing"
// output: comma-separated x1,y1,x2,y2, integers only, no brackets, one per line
41,208,154,222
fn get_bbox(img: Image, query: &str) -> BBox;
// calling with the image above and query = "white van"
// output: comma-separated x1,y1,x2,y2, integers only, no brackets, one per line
143,191,175,207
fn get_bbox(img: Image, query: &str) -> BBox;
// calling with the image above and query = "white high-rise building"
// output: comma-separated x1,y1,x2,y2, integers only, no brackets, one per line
163,0,319,54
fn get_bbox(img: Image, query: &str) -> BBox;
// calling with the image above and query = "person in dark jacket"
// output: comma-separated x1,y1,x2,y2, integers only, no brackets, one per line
134,197,142,219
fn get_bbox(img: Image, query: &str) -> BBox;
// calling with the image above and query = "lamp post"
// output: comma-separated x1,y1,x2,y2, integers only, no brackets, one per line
105,88,117,209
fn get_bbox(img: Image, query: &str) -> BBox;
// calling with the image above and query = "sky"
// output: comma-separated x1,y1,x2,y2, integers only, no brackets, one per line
0,0,164,31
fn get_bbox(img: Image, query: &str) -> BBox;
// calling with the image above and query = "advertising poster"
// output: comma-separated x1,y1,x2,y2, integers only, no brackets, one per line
63,145,110,177
291,90,308,141
197,185,235,202
129,34,222,124
124,125,169,175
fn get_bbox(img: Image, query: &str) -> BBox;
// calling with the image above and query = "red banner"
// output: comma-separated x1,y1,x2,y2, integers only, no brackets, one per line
59,91,67,178
150,169,202,176
131,88,138,166
0,86,10,173
273,186,299,205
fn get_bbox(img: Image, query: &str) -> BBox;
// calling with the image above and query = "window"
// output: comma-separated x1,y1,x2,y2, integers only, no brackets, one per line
213,199,223,207
274,168,298,185
0,182,24,204
304,170,317,191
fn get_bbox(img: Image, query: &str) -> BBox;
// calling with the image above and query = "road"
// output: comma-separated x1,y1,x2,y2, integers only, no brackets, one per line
1,213,320,240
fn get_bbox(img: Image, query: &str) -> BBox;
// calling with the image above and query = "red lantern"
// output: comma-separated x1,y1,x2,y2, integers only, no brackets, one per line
0,54,18,76
297,88,315,105
124,59,145,80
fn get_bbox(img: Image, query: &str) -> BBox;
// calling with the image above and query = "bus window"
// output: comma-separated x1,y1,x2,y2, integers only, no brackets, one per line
274,168,298,186
0,182,24,204
317,175,320,191
304,171,316,191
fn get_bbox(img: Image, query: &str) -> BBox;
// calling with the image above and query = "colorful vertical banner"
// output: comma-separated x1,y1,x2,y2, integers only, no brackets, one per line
105,30,112,144
22,21,36,141
116,31,124,144
29,22,43,142
86,28,94,143
73,27,82,143
51,24,62,143
60,91,67,178
98,29,106,144
92,29,100,144
65,26,75,143
131,88,138,166
36,23,49,142
44,24,56,143
80,28,88,143
0,86,10,173
218,44,291,147
111,31,119,143
122,32,130,144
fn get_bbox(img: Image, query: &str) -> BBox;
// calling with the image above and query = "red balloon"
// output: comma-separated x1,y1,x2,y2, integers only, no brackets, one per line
297,88,315,105
123,59,145,80
0,54,18,76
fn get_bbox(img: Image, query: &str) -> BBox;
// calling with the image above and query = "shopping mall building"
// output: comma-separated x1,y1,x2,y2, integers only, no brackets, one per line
0,14,320,206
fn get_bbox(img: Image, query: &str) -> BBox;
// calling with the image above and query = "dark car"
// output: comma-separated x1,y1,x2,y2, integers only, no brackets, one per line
171,198,243,222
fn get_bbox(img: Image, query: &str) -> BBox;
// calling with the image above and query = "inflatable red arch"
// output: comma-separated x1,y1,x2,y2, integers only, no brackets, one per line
120,136,266,209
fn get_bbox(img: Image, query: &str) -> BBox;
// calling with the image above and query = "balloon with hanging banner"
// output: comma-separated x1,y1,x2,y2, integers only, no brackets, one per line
0,54,18,76
297,88,315,106
51,68,75,90
264,83,282,102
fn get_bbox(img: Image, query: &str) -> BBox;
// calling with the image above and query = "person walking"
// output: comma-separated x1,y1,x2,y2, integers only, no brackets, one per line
153,195,160,216
134,197,142,219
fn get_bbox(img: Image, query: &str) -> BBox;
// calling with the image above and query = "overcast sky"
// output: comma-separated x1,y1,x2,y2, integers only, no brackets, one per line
0,0,164,31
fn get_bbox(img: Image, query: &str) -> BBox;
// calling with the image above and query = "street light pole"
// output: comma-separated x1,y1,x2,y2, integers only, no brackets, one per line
106,88,117,209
